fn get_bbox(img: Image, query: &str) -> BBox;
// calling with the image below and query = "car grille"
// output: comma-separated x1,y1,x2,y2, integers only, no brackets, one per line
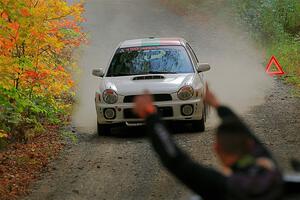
123,107,173,119
123,94,172,103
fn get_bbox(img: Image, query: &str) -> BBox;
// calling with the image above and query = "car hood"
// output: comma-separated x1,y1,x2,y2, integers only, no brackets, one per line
100,73,197,96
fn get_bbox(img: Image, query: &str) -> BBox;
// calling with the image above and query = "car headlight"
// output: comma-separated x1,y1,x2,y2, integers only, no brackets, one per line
103,89,118,104
177,85,194,100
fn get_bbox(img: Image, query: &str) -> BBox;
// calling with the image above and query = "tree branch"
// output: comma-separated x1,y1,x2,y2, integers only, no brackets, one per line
46,11,74,21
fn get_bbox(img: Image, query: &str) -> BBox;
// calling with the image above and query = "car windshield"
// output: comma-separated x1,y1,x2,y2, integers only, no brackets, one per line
106,45,194,76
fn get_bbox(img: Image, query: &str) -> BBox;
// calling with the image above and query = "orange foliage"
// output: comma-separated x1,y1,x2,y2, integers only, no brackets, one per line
0,0,87,97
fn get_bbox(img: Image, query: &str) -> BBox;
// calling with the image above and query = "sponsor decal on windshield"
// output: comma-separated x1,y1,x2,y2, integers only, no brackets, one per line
121,46,160,52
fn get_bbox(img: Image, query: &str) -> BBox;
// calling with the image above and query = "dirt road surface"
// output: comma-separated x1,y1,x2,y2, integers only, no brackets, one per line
24,0,300,199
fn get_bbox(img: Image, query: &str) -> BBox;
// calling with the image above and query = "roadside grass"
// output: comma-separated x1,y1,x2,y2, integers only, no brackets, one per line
267,39,300,88
60,130,78,144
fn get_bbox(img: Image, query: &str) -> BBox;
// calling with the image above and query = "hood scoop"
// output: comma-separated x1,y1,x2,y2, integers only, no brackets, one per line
132,75,165,81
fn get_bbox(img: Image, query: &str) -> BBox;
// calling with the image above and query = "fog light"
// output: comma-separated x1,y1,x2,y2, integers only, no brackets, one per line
104,108,116,119
181,105,193,116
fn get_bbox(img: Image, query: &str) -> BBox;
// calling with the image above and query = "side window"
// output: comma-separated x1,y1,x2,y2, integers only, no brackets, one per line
186,43,199,63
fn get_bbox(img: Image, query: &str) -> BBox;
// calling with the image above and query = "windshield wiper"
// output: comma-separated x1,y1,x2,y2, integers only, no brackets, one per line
107,73,132,77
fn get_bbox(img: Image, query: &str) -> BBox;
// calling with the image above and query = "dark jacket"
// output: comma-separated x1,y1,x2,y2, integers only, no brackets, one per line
145,106,283,200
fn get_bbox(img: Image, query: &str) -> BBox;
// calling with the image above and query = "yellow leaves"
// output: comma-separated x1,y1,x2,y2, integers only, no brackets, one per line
0,130,8,139
1,0,9,5
70,3,86,22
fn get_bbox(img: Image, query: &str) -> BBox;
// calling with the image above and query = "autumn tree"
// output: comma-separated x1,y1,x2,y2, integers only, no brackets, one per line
0,0,86,143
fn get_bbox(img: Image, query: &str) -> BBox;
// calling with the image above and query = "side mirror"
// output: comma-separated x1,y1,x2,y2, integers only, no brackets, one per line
92,68,105,77
197,63,211,73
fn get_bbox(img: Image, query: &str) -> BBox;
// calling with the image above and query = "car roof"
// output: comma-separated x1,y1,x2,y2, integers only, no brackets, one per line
119,37,187,48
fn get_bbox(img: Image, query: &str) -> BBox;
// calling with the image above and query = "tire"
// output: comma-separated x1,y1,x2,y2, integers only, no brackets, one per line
191,118,205,132
97,122,111,136
192,107,206,132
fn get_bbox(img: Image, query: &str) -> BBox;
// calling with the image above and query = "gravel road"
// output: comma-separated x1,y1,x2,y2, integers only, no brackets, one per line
24,0,300,199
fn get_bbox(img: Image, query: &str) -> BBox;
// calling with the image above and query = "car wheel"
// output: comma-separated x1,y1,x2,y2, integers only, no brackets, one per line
192,107,206,132
97,122,111,136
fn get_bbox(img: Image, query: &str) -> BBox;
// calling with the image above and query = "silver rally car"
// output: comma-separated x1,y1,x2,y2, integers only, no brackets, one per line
92,37,210,135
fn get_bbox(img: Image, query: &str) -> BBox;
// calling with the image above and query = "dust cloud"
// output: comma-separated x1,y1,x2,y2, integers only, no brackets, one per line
72,0,274,132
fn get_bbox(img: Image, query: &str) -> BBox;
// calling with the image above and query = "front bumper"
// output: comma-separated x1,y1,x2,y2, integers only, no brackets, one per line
95,98,204,125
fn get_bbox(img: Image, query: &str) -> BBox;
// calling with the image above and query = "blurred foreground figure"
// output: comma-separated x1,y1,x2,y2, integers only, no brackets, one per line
133,85,283,200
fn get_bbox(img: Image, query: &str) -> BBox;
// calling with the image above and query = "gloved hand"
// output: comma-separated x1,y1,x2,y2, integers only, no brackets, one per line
133,91,157,119
204,84,220,108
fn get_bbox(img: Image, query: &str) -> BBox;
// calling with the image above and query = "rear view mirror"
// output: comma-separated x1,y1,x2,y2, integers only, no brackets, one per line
197,63,211,73
92,68,105,77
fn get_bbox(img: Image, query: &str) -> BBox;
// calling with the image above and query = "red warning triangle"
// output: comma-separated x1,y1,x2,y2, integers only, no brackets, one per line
265,55,284,76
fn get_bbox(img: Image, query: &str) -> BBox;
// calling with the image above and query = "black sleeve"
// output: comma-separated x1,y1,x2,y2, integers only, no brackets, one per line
217,106,273,159
145,114,227,199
